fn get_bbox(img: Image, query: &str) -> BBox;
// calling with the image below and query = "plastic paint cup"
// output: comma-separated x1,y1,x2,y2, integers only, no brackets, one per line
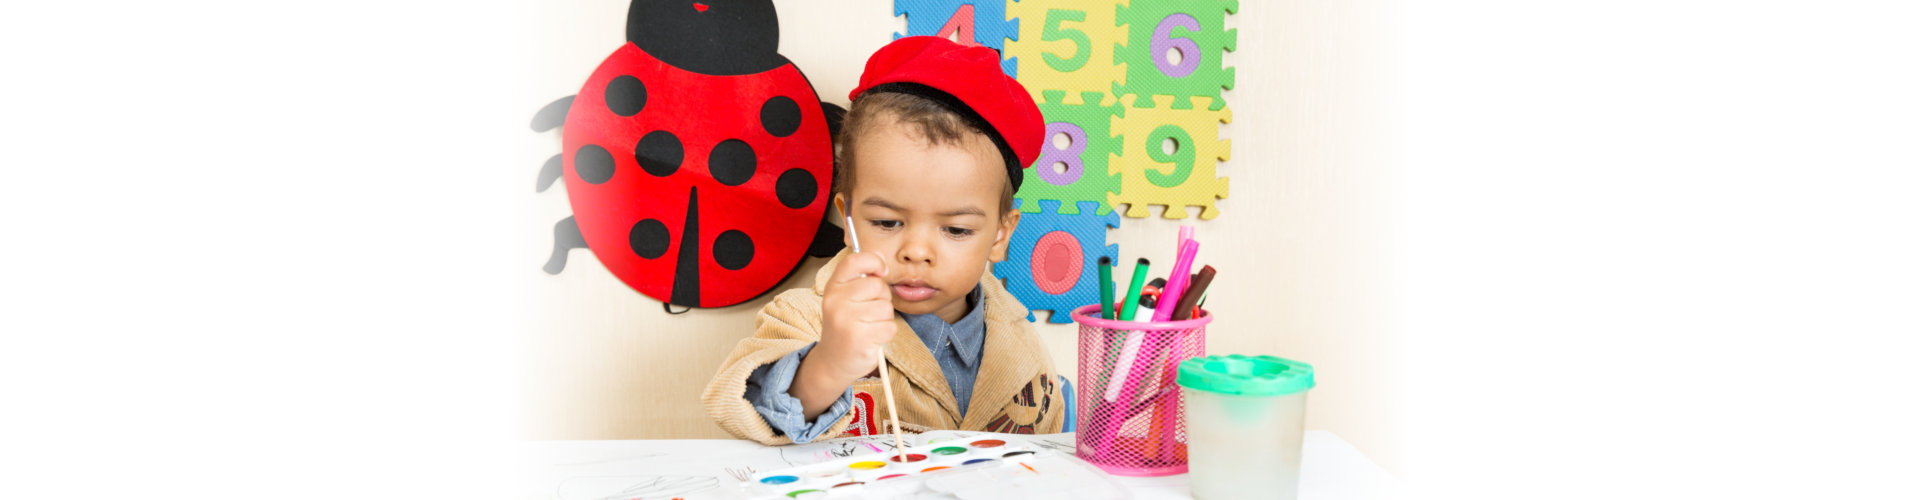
848,461,886,470
760,475,799,485
968,439,1005,448
1177,355,1315,500
930,446,967,456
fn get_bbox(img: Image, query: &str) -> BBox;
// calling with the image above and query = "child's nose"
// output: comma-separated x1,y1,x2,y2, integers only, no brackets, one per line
897,229,935,265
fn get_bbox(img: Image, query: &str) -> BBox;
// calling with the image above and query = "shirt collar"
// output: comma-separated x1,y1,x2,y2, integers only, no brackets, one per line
898,284,987,369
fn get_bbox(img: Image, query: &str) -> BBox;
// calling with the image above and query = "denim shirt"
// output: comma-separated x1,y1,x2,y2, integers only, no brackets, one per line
742,285,987,443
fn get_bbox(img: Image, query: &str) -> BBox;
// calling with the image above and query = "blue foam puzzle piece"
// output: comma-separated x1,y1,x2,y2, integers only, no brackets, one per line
894,0,1020,77
992,200,1121,324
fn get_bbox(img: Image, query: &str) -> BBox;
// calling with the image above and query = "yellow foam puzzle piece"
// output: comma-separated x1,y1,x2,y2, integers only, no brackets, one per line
1006,0,1128,107
1106,95,1231,220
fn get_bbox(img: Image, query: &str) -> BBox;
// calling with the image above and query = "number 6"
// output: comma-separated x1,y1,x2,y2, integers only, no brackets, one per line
1151,13,1202,78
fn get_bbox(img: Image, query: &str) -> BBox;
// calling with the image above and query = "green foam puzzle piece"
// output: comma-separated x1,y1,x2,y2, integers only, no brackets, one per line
1106,95,1231,220
1017,90,1124,216
1111,0,1237,111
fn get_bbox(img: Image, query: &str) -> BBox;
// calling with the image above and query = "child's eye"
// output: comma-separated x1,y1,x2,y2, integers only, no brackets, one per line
869,219,902,230
943,227,976,237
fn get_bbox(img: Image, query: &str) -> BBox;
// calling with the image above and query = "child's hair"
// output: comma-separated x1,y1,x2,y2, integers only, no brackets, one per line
834,92,1017,215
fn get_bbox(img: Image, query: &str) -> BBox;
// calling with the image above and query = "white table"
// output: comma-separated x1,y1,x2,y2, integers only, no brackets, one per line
517,430,1402,500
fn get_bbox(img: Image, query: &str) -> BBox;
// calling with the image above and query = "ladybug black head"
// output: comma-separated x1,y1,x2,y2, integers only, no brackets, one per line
627,0,786,76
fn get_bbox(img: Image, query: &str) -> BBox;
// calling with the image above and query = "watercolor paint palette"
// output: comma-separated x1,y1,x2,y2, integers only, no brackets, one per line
737,436,1127,499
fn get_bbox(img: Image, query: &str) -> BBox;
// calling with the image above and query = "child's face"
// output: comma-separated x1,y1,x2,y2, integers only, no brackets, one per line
836,121,1020,324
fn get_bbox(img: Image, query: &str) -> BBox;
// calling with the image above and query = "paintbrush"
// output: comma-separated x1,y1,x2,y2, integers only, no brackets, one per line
843,209,907,464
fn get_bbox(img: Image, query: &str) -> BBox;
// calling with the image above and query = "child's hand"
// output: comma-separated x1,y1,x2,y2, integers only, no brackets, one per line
815,250,897,382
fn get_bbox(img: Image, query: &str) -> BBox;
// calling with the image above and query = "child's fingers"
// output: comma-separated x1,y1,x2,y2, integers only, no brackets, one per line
850,293,896,322
855,319,897,347
842,276,890,303
831,251,890,284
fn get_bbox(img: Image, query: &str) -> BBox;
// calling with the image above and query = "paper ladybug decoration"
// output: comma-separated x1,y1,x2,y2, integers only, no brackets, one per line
532,0,845,311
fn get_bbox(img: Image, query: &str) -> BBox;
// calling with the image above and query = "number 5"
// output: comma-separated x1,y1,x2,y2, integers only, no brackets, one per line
1040,9,1090,72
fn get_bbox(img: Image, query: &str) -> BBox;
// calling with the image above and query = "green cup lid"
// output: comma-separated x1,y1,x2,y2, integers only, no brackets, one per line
1176,354,1315,396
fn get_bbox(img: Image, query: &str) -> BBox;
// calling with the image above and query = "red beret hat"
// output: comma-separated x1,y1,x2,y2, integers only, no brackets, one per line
849,36,1043,193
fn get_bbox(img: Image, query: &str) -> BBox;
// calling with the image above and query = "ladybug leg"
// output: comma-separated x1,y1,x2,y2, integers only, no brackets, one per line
529,95,575,132
536,154,563,193
821,102,847,140
542,215,587,275
807,101,849,259
806,205,845,258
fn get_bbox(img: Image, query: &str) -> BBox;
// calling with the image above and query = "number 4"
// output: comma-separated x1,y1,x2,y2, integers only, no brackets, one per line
934,4,979,46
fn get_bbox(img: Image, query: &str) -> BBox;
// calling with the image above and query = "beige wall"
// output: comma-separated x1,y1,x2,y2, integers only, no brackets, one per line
515,0,1403,475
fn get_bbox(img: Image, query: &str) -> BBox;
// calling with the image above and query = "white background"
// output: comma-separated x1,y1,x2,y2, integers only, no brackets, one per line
3,1,1916,499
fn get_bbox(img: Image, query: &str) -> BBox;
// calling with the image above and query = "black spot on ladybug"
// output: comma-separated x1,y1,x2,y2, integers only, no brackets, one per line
635,130,683,177
713,229,755,270
775,168,816,209
605,75,648,116
629,218,671,259
575,144,616,184
760,96,801,137
709,139,757,186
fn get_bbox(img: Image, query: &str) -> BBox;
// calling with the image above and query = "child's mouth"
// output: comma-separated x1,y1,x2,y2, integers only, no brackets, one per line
891,281,937,302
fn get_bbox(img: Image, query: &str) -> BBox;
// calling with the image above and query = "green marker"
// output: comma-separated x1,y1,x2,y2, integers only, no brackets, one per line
1097,256,1115,319
1119,258,1150,321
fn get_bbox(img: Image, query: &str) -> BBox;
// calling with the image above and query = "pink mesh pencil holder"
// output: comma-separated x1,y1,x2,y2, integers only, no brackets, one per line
1070,303,1209,476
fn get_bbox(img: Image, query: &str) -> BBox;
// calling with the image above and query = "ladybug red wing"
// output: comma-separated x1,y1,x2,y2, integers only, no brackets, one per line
561,43,833,308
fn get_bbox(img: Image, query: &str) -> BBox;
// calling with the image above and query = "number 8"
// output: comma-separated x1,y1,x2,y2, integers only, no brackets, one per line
1036,122,1088,186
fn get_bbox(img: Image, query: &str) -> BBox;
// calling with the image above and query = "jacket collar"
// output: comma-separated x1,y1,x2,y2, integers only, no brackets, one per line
898,285,986,369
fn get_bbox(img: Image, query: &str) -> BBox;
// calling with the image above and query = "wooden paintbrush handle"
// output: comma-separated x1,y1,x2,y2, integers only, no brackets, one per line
874,347,906,462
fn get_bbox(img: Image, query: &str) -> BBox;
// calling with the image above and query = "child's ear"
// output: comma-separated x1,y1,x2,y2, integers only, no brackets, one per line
989,210,1021,263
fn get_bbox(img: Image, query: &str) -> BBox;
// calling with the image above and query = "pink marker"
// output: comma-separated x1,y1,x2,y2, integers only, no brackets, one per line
1151,240,1200,323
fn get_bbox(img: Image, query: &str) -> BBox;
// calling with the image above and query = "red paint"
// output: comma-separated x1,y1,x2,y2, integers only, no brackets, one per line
887,453,928,463
692,3,709,12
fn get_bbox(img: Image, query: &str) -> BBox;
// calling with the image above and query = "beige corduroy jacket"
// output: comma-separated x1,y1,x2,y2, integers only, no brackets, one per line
703,249,1065,445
